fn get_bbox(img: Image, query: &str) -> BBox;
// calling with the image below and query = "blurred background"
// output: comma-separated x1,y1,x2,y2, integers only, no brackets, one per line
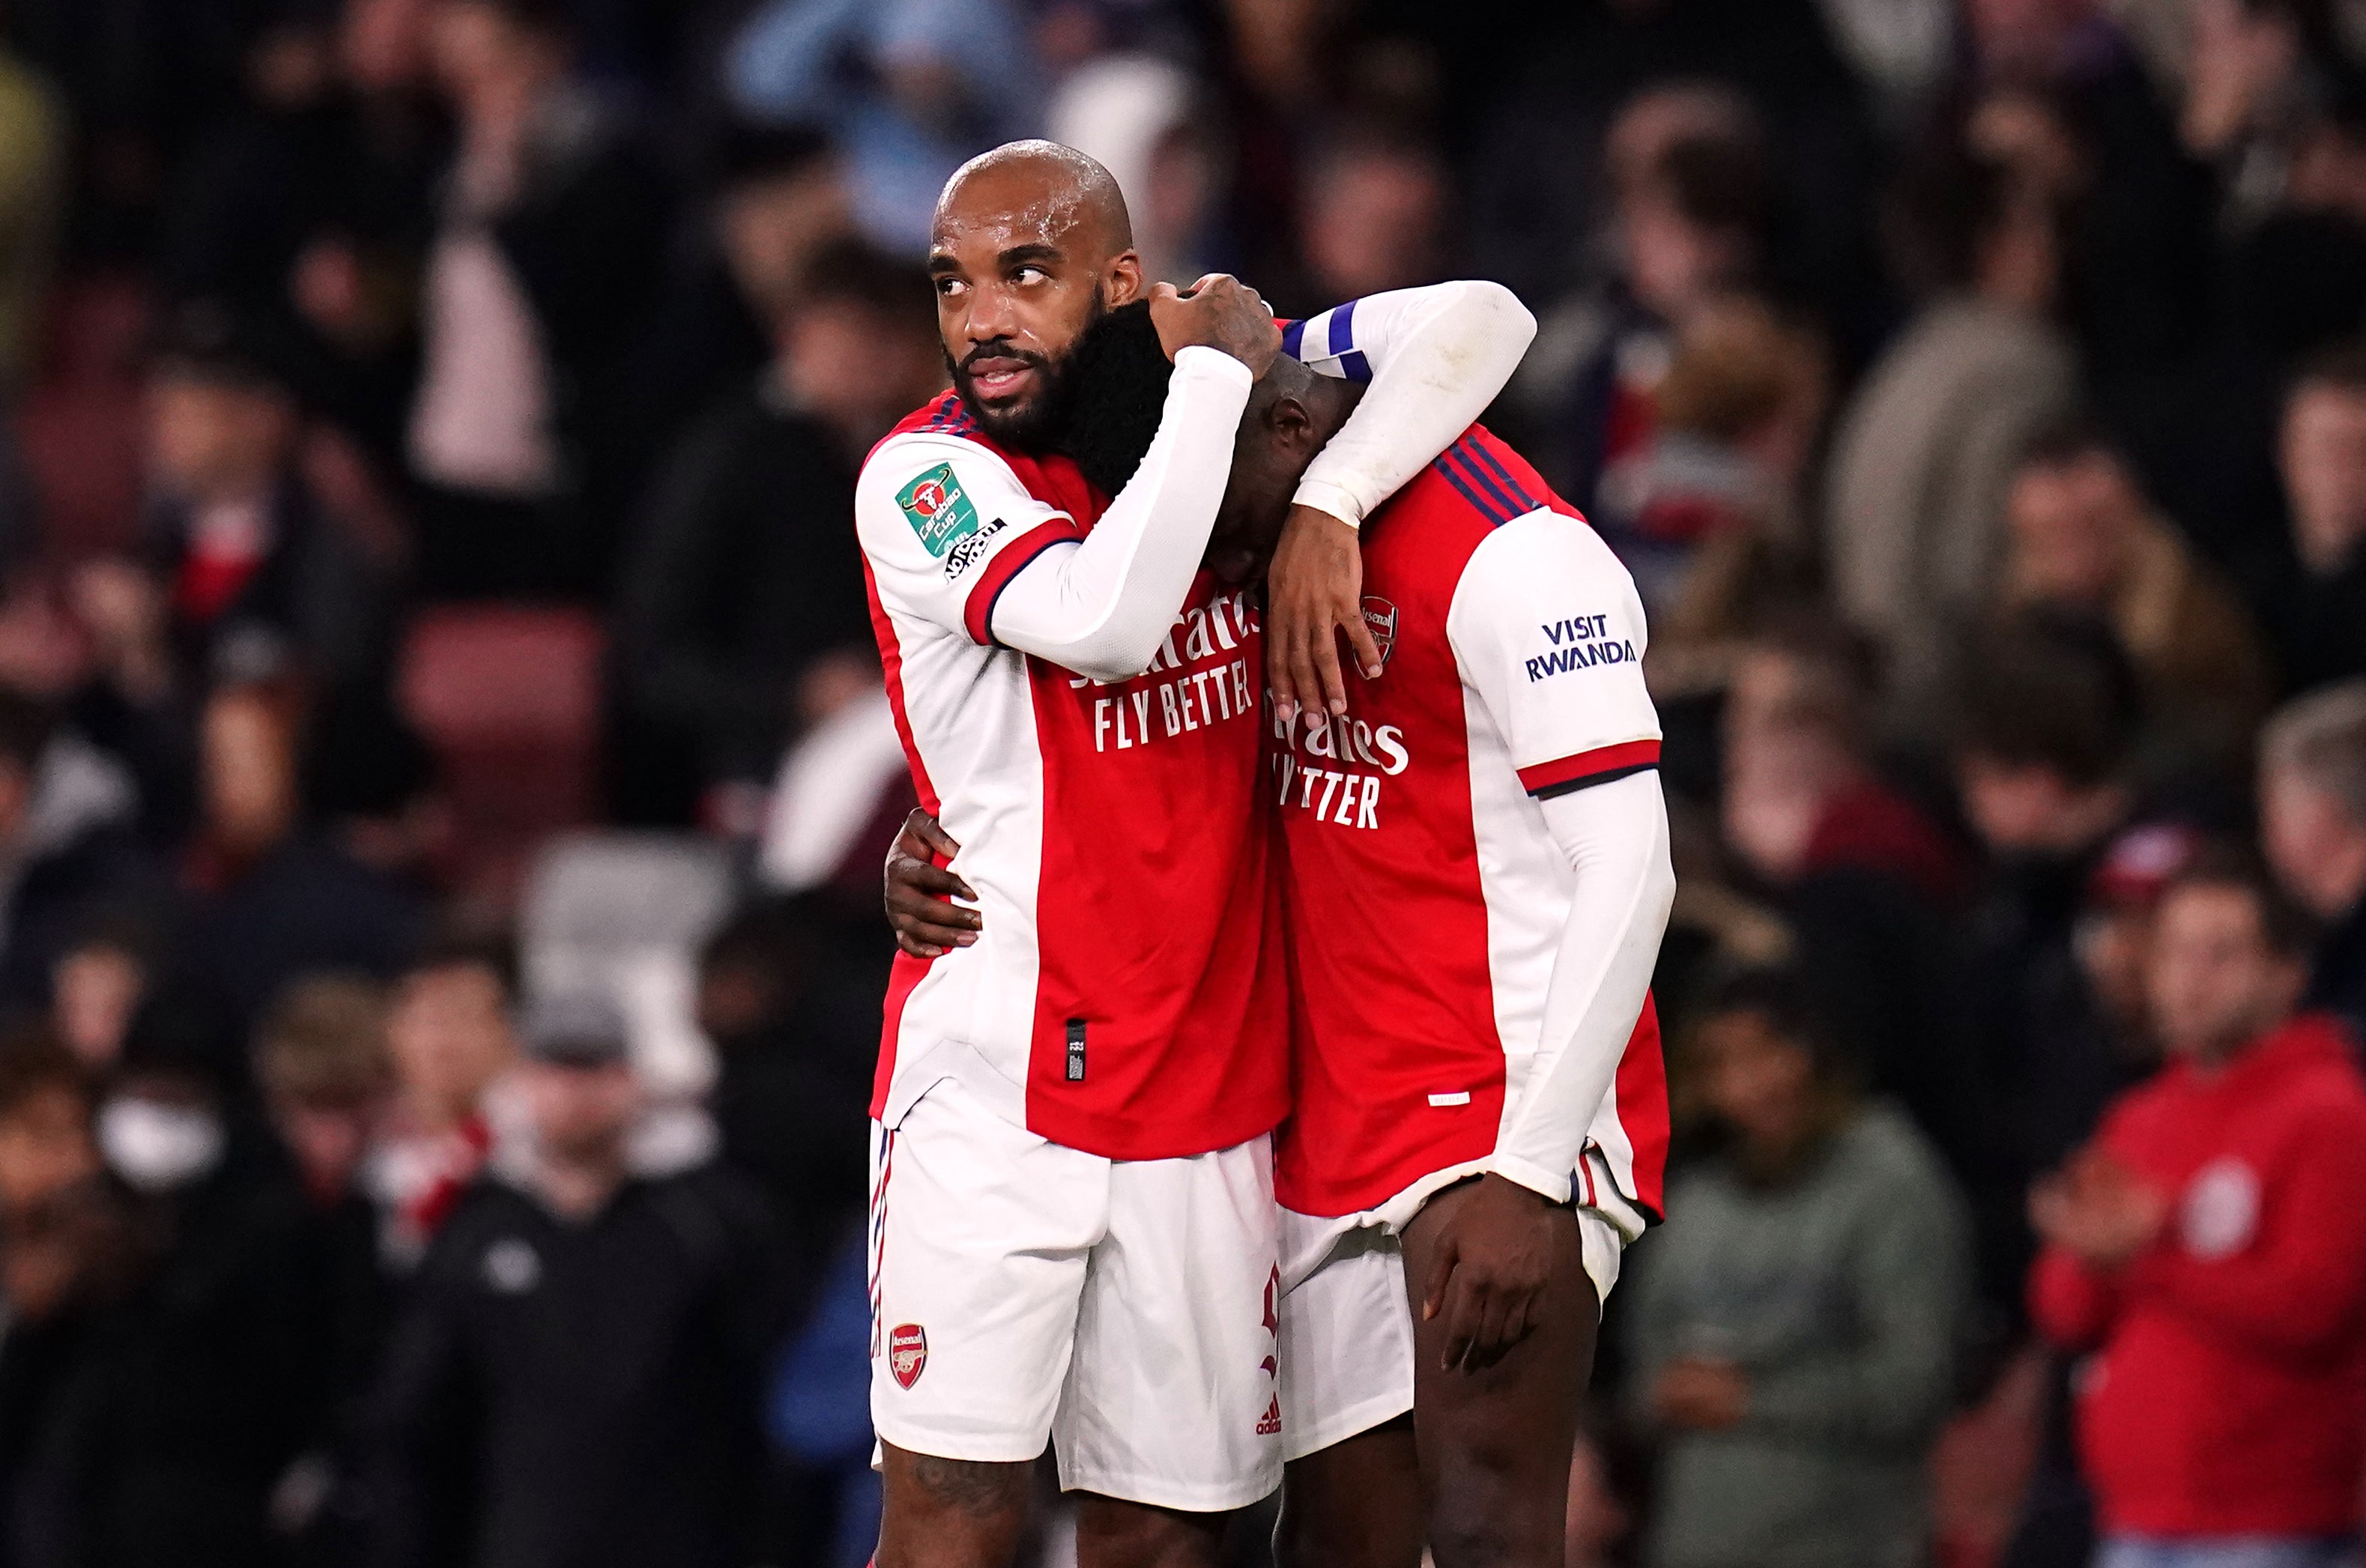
0,0,2363,1565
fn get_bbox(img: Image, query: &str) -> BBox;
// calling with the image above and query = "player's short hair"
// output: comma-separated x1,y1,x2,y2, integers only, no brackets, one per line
2160,840,2320,958
255,973,393,1107
1955,609,2143,787
2262,678,2366,826
1057,300,1173,497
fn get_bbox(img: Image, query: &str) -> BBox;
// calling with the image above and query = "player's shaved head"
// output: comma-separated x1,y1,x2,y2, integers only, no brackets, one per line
928,140,1146,449
934,140,1133,260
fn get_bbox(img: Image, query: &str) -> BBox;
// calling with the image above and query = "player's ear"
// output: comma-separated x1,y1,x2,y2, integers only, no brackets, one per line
1104,249,1144,308
1268,394,1316,453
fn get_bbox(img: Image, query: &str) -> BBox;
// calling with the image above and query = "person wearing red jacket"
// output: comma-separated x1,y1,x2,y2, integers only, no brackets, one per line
2029,847,2366,1568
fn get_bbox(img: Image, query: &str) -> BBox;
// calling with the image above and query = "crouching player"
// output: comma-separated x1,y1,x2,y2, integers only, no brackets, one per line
887,304,1673,1566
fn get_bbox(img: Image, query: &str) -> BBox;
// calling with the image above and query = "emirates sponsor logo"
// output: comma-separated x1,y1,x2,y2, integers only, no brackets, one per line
889,1323,928,1389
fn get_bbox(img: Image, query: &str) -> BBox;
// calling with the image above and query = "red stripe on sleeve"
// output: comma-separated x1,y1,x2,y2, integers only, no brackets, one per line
960,517,1082,645
1516,738,1661,796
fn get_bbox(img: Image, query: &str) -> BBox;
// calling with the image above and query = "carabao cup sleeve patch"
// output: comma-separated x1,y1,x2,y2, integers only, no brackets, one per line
896,464,983,557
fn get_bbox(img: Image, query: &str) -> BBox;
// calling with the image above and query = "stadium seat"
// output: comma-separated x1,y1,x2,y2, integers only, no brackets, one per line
396,605,606,901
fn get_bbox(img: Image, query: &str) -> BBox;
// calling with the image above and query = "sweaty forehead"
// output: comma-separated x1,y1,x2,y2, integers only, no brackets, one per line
931,161,1119,262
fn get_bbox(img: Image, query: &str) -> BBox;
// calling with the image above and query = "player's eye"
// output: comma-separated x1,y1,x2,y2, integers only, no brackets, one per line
1012,265,1048,285
934,277,964,299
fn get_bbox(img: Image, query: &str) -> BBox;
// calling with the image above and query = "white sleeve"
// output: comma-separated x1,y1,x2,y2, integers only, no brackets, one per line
1283,280,1537,527
984,346,1253,681
1447,512,1671,1204
1493,774,1674,1203
853,346,1252,679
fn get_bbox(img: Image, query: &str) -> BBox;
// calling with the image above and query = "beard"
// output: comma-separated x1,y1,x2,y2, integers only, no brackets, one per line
946,293,1109,452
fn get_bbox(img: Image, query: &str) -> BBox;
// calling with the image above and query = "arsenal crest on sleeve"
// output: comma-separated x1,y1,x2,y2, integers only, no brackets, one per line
1360,597,1399,671
889,1323,928,1388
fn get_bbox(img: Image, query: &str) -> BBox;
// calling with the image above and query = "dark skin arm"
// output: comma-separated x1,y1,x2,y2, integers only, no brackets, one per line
1415,1173,1567,1372
1265,506,1385,725
883,809,980,958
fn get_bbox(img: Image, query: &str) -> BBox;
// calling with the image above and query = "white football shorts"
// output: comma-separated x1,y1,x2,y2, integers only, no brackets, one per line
867,1076,1283,1511
1274,1195,1625,1462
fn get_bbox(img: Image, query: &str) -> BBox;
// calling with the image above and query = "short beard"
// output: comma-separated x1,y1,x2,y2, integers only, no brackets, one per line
947,292,1110,452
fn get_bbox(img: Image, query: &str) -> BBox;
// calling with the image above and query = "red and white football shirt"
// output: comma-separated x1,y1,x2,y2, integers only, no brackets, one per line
1270,426,1668,1230
858,393,1286,1162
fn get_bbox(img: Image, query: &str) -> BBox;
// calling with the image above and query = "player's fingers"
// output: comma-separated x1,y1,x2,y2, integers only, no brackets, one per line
1420,1238,1459,1322
1187,273,1229,297
904,865,981,909
894,928,946,958
1147,280,1182,303
886,887,981,943
1275,610,1314,729
1440,1280,1484,1372
910,812,964,863
1342,609,1385,683
1312,618,1351,718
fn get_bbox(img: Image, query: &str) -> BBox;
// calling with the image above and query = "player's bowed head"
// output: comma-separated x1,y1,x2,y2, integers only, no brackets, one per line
1059,300,1358,590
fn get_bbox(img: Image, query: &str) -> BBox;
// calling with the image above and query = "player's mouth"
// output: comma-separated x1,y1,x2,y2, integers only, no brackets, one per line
959,352,1042,405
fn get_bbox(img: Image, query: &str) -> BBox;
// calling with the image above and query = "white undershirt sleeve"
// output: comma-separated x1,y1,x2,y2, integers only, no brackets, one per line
1283,280,1538,528
985,345,1253,681
1489,773,1675,1203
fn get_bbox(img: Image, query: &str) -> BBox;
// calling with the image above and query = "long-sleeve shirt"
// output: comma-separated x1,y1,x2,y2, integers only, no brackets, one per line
2029,1012,2366,1540
1624,1105,1969,1568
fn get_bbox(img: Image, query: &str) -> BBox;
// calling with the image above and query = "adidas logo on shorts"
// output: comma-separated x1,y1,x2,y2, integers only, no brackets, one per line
1255,1394,1281,1437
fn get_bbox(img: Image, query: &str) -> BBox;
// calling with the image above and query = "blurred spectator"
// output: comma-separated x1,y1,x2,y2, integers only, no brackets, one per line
137,303,395,700
1293,131,1448,309
724,0,1041,253
1827,142,2080,712
2252,342,2366,694
1998,422,2272,769
1625,969,1970,1568
25,997,321,1568
618,240,925,823
696,895,874,1298
372,991,783,1568
1954,613,2145,1298
252,973,397,1566
367,931,516,1266
1598,292,1826,629
1507,85,1776,508
2259,679,2366,1038
406,0,670,599
183,682,424,1029
46,914,166,1076
1958,0,2215,385
1715,619,2000,1271
2028,851,2366,1568
155,0,445,463
0,1032,136,1568
614,123,855,499
0,688,155,1013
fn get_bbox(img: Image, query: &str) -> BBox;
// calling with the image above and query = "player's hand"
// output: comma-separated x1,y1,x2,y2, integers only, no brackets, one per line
1265,503,1381,724
1148,275,1282,378
883,809,981,958
1418,1174,1560,1373
1652,1357,1749,1432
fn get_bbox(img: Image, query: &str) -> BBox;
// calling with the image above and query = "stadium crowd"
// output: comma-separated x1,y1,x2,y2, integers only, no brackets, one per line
0,0,2361,1564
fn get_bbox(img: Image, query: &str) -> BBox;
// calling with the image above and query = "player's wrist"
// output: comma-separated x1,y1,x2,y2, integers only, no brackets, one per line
1171,343,1256,387
1484,1156,1574,1208
1289,480,1363,531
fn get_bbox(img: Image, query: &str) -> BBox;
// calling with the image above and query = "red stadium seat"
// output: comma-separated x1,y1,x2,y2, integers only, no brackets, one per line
397,605,606,903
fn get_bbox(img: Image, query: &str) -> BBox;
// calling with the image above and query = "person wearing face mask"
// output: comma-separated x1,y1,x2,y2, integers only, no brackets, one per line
22,990,324,1568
